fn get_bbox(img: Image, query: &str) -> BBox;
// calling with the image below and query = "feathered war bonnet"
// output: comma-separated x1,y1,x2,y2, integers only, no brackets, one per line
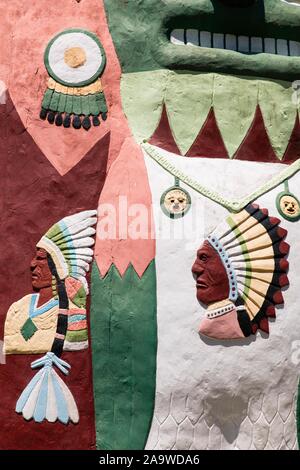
207,204,290,334
37,210,97,296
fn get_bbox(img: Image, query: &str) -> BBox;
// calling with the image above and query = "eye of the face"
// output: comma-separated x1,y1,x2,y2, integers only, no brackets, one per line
36,249,47,260
198,253,208,262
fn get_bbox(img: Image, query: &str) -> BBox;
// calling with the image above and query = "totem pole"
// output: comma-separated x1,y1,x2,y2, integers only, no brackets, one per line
1,0,300,451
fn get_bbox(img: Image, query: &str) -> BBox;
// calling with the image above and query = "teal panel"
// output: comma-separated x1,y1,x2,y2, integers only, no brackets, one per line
90,261,157,450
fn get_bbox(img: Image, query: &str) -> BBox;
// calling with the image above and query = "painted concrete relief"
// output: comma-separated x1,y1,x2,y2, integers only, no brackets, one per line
0,0,300,451
4,211,97,424
41,29,107,129
192,204,289,340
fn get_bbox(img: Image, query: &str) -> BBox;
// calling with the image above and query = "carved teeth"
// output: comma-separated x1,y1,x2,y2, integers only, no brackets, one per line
289,40,300,56
170,29,185,45
238,36,249,53
186,29,198,46
170,30,299,57
200,31,211,48
225,34,237,51
251,37,263,53
213,33,224,49
264,38,276,54
277,39,289,56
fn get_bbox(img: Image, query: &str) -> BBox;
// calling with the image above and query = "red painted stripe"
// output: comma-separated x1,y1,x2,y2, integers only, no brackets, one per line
68,321,87,331
68,308,86,315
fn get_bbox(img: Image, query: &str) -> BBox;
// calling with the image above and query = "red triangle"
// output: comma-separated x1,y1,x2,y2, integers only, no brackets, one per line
149,104,181,154
281,113,300,163
186,108,228,158
234,105,278,163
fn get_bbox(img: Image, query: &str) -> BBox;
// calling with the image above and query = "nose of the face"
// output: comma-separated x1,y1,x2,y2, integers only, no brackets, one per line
217,0,257,6
192,260,203,277
30,258,37,270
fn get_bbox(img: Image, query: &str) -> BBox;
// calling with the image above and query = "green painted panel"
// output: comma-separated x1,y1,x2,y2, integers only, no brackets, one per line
165,72,214,155
96,93,108,114
213,74,258,158
121,70,168,145
122,70,297,159
49,91,60,112
89,94,100,116
72,95,82,116
65,95,73,115
81,95,90,117
57,93,67,113
104,0,300,81
90,261,157,450
42,88,54,109
258,79,296,159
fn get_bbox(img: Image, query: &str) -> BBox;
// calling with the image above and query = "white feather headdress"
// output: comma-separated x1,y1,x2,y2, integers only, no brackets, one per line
36,210,97,293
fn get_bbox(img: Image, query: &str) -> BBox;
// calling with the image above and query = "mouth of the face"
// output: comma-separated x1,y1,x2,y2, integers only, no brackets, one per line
155,2,300,81
171,203,183,211
170,30,300,58
196,280,207,288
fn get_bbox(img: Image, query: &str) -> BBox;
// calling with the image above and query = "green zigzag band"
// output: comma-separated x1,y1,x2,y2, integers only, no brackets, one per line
90,261,157,450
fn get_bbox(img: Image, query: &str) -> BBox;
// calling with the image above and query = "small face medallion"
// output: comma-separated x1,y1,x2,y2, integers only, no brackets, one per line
161,187,191,218
277,191,300,222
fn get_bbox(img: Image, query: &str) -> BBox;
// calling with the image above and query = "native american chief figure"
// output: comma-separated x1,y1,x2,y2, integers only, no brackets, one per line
192,204,290,340
4,210,97,424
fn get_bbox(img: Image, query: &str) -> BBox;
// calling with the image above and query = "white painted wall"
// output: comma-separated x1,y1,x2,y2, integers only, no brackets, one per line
144,147,300,450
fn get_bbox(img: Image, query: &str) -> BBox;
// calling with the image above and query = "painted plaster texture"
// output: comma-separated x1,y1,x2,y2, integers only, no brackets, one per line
143,148,299,450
